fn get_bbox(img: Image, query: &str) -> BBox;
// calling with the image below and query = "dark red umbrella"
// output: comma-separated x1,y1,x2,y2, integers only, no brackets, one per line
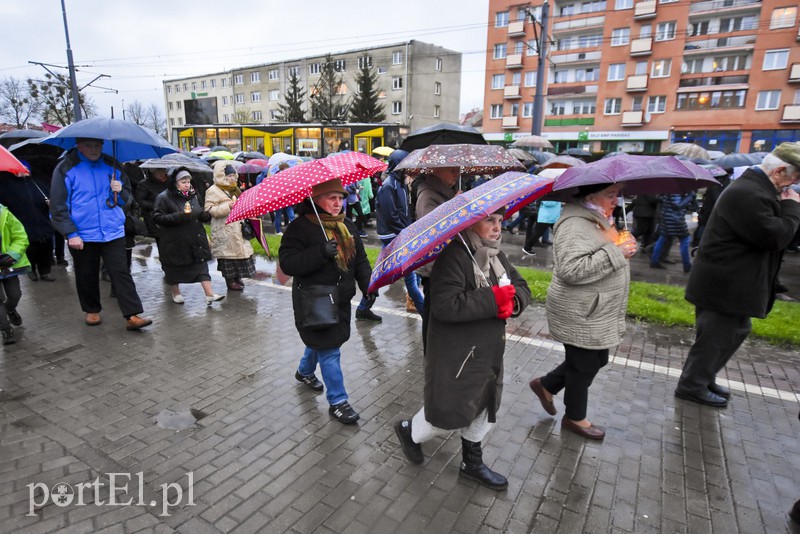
395,144,525,176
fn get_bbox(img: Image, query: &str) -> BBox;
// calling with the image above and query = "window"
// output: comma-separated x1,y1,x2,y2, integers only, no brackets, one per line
490,104,503,118
434,82,442,95
269,90,280,101
523,102,534,117
511,103,520,117
174,84,179,93
676,89,746,110
550,102,566,115
640,26,652,39
561,4,575,16
378,90,386,99
583,0,607,13
492,74,505,89
191,82,197,91
554,70,569,83
615,0,632,9
268,69,279,80
527,39,538,56
250,72,260,83
655,21,676,41
222,114,229,122
336,84,347,95
377,66,387,74
392,101,402,114
635,61,648,76
234,93,244,104
333,60,346,72
392,51,403,65
574,100,596,114
771,7,797,29
651,59,671,78
524,71,537,86
795,89,800,105
660,0,677,3
200,80,207,90
435,58,442,71
170,118,174,126
514,41,524,55
632,96,643,112
496,11,510,27
251,91,261,102
270,110,280,121
167,85,171,94
182,83,188,91
576,68,599,82
178,118,183,125
763,50,789,71
690,21,710,37
210,79,216,88
234,75,243,85
512,72,521,86
176,101,182,109
579,34,603,48
252,111,262,121
392,76,403,90
222,96,228,106
719,15,757,32
309,63,320,75
604,98,622,114
433,105,441,118
608,63,626,81
168,102,173,111
611,28,630,46
221,78,227,88
647,95,667,113
358,56,372,69
288,66,300,77
494,43,508,59
756,90,781,110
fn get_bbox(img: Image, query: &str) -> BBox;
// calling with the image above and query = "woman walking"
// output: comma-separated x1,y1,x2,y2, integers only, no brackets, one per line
153,169,224,306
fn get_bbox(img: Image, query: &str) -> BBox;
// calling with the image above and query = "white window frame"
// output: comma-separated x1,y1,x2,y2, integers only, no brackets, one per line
755,90,781,110
250,72,260,83
434,82,442,95
221,78,227,88
234,75,243,85
377,66,388,75
270,110,280,121
763,50,789,71
604,98,622,114
168,102,173,110
524,71,537,87
522,102,534,117
494,43,508,59
252,111,262,121
655,21,676,42
615,0,632,9
527,39,538,56
611,28,630,46
334,60,346,72
392,101,402,115
176,101,181,109
433,105,441,118
490,104,503,119
269,90,280,101
435,58,442,71
250,91,261,102
392,51,403,65
200,80,207,90
358,56,372,69
309,63,320,75
268,69,279,81
771,7,797,29
492,74,505,89
608,63,626,81
222,96,228,106
495,11,510,27
554,70,569,83
191,82,197,91
222,114,228,123
234,93,244,104
651,59,671,78
167,85,171,94
210,79,216,89
392,76,403,90
288,66,300,78
514,41,525,55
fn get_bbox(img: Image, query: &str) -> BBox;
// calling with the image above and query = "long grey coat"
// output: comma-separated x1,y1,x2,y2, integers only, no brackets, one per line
546,203,630,350
424,239,531,430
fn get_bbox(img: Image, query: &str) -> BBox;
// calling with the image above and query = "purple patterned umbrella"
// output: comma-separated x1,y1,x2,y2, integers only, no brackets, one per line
368,172,553,292
395,144,525,176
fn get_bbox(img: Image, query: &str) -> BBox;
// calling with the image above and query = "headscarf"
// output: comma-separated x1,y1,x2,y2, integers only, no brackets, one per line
305,210,356,273
462,229,506,288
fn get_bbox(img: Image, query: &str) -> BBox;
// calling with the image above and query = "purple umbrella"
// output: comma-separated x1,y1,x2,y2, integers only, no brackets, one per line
368,172,553,292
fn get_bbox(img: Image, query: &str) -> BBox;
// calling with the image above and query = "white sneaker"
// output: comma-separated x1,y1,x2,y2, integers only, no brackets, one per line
172,294,185,304
205,294,225,305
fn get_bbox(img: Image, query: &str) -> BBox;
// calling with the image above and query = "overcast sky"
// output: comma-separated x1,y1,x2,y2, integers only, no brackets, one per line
0,0,490,122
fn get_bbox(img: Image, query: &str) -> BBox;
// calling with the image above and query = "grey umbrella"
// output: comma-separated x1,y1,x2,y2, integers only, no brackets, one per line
140,153,212,174
0,129,48,148
714,153,760,170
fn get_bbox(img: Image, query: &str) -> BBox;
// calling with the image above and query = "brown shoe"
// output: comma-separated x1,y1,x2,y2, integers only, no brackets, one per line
226,281,244,291
561,416,605,440
126,315,153,331
529,377,556,416
405,294,417,313
85,313,102,326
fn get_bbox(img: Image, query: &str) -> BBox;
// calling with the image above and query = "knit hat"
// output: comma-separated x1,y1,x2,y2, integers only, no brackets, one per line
772,142,800,169
174,170,192,181
311,178,347,198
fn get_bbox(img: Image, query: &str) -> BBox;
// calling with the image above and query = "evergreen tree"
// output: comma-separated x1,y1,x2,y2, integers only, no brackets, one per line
276,71,307,123
349,54,385,123
310,54,348,123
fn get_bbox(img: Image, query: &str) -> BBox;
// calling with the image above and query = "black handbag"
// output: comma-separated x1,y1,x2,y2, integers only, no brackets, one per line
241,220,256,240
297,282,339,330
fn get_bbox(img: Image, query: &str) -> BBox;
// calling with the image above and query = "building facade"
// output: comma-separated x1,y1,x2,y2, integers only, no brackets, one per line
163,40,461,155
483,0,800,153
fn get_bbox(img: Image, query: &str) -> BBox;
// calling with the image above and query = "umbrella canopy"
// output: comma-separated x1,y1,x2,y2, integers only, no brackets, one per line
707,150,726,160
560,148,592,158
203,150,235,161
139,153,212,174
698,163,728,177
714,153,760,170
41,118,177,162
7,136,64,160
506,147,535,163
372,146,395,157
0,145,30,176
237,163,265,175
266,156,304,177
511,135,553,150
749,152,769,162
395,144,525,176
398,123,486,152
549,154,718,198
236,151,268,161
191,146,210,154
209,145,229,152
540,155,587,169
226,152,387,224
528,150,555,164
246,158,270,167
368,171,554,292
664,142,710,160
0,129,48,148
267,152,297,167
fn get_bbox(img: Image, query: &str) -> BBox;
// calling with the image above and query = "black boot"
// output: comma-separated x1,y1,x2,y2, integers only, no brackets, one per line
459,438,507,490
2,327,16,345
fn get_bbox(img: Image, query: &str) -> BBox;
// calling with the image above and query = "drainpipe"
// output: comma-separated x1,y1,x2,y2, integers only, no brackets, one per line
405,42,410,127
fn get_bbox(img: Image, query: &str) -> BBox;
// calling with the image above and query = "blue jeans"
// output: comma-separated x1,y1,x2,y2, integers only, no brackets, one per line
651,235,691,269
298,346,347,405
357,238,424,314
274,206,295,233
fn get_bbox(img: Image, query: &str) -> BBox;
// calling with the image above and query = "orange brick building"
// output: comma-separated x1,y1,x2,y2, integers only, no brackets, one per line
482,0,800,153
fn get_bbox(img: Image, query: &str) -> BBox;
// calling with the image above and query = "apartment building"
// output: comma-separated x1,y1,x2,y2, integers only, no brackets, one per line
163,40,461,152
483,0,800,153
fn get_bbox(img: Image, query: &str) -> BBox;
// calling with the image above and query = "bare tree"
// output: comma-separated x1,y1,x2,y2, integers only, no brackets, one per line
146,103,166,137
231,108,251,124
0,76,42,127
27,73,95,126
125,100,147,125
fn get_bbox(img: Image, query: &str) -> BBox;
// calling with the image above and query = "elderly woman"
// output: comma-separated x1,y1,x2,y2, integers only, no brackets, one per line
205,161,255,291
529,183,637,440
153,169,224,306
278,178,376,425
394,209,532,490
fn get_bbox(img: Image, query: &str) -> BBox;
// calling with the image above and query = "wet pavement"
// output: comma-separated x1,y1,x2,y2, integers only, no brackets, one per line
2,230,800,533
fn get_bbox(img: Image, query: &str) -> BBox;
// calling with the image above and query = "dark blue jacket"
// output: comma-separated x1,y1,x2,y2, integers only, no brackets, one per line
375,150,410,240
657,193,695,237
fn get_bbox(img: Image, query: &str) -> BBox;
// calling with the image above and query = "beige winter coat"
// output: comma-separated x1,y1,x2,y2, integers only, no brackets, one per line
545,203,630,349
204,177,254,260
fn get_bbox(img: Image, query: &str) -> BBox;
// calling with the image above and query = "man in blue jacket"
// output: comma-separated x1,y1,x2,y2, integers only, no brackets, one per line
50,138,152,330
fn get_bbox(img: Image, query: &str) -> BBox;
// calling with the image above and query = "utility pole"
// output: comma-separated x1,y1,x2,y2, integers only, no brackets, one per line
531,0,549,136
60,0,82,122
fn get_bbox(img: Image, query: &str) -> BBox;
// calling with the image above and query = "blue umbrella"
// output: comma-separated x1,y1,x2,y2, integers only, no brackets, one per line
42,117,177,162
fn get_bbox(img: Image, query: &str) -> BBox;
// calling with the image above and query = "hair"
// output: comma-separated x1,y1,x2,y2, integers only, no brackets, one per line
762,153,798,176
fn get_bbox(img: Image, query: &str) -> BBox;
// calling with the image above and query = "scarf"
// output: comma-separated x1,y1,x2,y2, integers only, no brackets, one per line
306,211,355,272
218,182,242,198
462,230,506,288
581,200,614,225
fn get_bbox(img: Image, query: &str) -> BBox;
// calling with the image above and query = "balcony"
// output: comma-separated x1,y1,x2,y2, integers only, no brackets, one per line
547,84,599,97
621,110,644,126
689,0,762,16
634,0,657,19
627,75,649,92
550,50,602,65
790,64,800,83
782,105,800,123
507,20,526,37
683,35,756,54
506,54,523,69
630,37,653,56
544,116,595,127
502,116,520,129
503,85,522,99
552,15,605,34
679,74,749,88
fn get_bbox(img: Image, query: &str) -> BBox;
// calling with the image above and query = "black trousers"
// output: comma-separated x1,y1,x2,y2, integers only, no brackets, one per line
69,238,143,318
420,276,431,354
633,216,656,248
53,232,66,260
676,307,751,395
524,222,553,250
540,344,609,421
26,238,53,276
0,276,22,330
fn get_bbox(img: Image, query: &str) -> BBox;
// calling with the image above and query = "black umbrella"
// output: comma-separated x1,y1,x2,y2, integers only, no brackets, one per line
602,151,627,159
7,136,64,160
398,123,486,152
236,151,268,162
528,150,555,164
0,129,49,149
561,148,592,158
210,145,229,152
714,153,760,170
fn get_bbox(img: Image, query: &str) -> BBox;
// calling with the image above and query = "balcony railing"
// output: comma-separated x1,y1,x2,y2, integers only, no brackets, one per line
502,116,520,129
550,50,603,64
552,15,605,33
627,74,649,91
689,0,761,14
547,84,599,96
683,34,757,53
506,54,523,68
790,64,800,82
544,117,595,126
507,20,526,37
679,74,749,87
634,0,657,19
631,37,653,56
503,85,522,99
782,104,800,123
621,110,644,126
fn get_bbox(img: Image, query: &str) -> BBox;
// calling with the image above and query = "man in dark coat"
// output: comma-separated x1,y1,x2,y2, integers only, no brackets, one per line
675,143,800,407
631,194,658,249
134,168,170,240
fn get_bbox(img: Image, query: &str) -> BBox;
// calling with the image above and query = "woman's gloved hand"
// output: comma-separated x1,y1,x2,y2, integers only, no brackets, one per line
0,254,14,268
321,240,338,258
491,284,516,320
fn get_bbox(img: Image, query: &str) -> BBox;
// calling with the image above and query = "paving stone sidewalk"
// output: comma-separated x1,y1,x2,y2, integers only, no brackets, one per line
2,243,800,533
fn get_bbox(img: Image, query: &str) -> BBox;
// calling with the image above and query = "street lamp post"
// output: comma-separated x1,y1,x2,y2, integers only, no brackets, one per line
60,0,82,123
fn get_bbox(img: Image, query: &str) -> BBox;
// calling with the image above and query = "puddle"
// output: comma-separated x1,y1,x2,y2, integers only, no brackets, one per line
155,408,208,430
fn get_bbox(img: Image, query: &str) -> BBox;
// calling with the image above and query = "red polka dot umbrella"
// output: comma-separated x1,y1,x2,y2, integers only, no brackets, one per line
226,151,387,224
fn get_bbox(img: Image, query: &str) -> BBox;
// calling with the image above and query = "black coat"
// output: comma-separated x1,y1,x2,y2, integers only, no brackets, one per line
0,173,53,242
279,210,372,349
424,240,531,429
135,177,170,237
152,188,212,266
686,167,800,318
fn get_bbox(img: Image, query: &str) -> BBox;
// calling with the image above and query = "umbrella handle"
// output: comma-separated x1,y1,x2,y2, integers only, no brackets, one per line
621,195,627,231
106,191,118,208
308,196,330,240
